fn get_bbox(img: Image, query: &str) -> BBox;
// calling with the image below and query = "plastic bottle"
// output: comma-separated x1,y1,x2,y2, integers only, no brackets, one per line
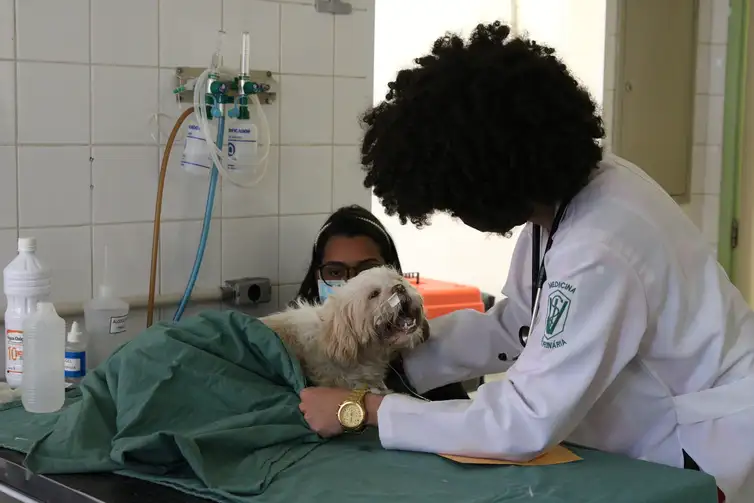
3,237,52,389
64,321,87,384
84,286,129,338
181,118,213,176
226,120,258,172
84,247,129,339
22,302,65,413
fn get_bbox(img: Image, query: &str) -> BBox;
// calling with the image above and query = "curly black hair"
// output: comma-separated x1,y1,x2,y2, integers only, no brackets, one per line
361,22,604,233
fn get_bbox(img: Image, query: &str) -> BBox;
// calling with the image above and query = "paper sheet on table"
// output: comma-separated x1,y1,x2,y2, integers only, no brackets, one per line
439,444,582,466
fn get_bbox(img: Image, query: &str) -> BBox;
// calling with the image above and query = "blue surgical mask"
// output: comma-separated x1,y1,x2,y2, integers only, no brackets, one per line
318,279,345,302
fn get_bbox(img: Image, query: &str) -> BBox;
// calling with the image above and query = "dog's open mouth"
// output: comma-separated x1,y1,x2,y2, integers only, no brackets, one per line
375,293,419,338
392,306,417,333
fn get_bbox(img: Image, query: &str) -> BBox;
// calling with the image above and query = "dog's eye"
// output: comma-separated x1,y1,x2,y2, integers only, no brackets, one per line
368,289,380,300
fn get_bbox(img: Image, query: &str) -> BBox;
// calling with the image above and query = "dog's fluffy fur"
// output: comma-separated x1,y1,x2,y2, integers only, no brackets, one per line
261,267,428,392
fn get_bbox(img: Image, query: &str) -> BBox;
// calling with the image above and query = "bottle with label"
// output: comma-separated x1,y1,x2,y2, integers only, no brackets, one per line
64,321,87,385
226,121,258,172
84,284,129,339
3,237,52,389
22,301,66,413
181,118,213,176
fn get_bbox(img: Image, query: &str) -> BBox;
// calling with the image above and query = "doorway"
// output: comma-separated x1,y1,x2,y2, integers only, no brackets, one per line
732,0,754,302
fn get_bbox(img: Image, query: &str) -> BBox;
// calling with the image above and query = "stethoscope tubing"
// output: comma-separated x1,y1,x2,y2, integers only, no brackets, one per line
518,200,572,349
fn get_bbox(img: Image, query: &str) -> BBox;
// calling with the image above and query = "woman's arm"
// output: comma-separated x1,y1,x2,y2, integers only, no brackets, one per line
401,229,534,393
366,394,384,426
375,243,648,460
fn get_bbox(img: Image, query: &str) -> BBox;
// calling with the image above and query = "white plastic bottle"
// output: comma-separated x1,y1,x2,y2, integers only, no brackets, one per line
84,248,129,367
64,321,87,384
226,121,258,172
84,285,129,339
22,302,66,413
181,117,213,176
3,237,52,389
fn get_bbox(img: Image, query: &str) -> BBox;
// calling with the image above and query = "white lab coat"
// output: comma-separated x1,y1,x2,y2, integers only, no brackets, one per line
377,155,754,502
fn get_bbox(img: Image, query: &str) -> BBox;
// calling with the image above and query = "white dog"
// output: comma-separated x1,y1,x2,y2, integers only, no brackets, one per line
261,267,428,392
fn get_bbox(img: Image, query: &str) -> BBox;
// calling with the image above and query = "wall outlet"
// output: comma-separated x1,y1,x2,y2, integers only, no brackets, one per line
223,277,272,306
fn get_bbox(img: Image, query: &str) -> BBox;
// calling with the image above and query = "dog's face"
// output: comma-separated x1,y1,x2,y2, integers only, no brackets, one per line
320,266,428,365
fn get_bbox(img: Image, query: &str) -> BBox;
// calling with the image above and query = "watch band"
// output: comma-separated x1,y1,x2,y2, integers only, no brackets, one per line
348,387,368,406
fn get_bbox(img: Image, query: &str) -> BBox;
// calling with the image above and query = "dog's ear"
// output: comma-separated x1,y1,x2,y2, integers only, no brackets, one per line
322,301,360,364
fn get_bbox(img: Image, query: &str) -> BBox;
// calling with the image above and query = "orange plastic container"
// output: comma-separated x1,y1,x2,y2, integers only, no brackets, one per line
403,273,485,320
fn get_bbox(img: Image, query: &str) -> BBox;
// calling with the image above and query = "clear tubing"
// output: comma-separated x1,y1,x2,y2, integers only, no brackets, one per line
194,68,271,188
240,31,251,76
251,93,271,165
192,28,272,188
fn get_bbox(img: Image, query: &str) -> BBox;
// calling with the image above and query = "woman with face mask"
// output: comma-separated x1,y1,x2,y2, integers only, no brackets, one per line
293,205,469,402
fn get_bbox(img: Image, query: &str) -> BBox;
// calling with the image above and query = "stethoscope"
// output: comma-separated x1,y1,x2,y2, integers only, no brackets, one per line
517,201,571,348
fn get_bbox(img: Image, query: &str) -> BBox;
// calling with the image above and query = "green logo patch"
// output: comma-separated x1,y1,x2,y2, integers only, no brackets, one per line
542,281,574,349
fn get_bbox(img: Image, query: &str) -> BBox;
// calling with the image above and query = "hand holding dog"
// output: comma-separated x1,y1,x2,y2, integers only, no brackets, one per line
299,387,385,437
299,387,350,437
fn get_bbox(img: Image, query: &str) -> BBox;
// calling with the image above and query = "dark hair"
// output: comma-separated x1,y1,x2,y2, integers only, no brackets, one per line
360,21,604,233
296,205,402,303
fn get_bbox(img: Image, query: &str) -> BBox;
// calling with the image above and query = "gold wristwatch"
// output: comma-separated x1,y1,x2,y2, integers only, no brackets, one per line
337,387,369,432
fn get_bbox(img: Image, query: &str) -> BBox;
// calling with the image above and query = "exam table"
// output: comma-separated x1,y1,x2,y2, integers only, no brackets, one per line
0,439,719,503
0,311,720,503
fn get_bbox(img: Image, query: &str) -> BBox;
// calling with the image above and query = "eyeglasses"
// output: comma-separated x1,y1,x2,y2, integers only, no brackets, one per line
318,260,384,286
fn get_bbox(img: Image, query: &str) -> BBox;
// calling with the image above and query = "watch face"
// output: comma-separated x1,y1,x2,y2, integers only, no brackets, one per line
339,402,365,428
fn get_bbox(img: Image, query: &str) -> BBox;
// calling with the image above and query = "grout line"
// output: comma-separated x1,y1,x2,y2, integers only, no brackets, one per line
13,216,336,232
156,0,163,295
276,1,283,286
12,0,18,242
88,0,94,299
330,9,336,212
5,141,361,147
0,58,367,79
235,0,368,8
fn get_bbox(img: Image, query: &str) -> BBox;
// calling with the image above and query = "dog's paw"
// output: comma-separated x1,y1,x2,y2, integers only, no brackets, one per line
369,385,392,396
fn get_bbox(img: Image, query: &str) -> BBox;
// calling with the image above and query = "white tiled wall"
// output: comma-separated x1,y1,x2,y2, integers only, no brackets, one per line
0,0,375,372
602,0,728,248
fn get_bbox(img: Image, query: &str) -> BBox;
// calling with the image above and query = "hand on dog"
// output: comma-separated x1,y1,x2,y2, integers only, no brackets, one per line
299,387,350,438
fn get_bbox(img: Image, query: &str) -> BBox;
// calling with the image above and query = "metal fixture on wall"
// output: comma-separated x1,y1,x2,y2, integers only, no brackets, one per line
315,0,352,15
173,67,278,105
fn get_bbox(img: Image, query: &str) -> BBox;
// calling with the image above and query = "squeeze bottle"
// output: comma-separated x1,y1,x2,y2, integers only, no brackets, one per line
64,321,87,384
22,302,66,413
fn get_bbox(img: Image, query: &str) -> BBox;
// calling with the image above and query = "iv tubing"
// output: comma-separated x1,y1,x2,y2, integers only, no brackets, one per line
194,69,271,187
173,114,225,323
147,106,195,328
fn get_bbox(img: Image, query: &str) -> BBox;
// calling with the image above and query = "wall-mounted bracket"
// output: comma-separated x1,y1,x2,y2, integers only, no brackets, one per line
173,67,278,105
315,0,352,15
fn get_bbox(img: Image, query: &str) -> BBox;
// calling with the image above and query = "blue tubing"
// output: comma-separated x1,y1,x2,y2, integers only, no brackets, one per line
173,113,225,322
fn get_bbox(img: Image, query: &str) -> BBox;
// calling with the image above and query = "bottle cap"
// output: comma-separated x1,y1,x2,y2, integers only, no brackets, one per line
68,321,83,343
18,237,36,252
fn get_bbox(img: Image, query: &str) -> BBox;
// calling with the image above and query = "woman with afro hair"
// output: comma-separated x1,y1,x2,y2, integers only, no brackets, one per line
299,22,753,502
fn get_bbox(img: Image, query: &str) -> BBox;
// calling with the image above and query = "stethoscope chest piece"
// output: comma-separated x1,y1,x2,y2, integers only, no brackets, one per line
518,325,529,347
